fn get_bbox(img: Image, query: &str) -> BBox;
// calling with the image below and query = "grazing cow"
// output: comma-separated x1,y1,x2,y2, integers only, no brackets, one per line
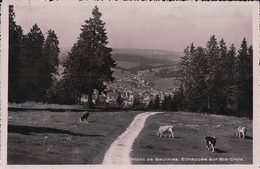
236,126,247,139
79,111,90,123
205,136,216,152
157,125,174,138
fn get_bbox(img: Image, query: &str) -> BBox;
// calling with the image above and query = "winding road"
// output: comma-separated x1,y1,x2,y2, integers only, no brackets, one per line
102,112,163,164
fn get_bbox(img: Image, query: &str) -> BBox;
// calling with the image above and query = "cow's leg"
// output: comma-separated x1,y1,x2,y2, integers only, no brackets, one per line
206,143,209,150
211,143,215,152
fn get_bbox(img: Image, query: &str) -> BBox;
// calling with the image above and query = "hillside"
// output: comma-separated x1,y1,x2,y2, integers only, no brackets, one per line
59,47,183,70
112,48,182,62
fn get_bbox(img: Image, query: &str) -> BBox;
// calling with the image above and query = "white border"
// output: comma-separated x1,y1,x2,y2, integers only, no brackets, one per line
1,0,8,167
253,2,259,167
1,1,259,169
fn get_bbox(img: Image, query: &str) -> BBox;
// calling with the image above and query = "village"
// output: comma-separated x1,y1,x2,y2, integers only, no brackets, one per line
89,69,178,107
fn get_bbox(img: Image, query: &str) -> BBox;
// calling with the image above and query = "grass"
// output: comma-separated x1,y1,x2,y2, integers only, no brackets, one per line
116,61,140,69
131,111,252,164
8,110,140,164
153,77,181,91
112,68,133,80
9,102,84,110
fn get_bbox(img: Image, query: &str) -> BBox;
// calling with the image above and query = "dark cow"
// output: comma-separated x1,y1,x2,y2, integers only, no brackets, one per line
205,136,216,152
80,111,90,123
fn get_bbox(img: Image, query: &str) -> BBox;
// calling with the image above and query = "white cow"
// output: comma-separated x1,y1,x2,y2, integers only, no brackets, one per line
236,126,247,139
157,125,174,138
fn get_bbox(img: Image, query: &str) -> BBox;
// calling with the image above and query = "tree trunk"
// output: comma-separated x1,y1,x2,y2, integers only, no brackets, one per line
88,93,94,108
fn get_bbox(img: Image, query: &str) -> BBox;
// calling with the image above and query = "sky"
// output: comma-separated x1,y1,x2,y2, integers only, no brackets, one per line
14,2,253,52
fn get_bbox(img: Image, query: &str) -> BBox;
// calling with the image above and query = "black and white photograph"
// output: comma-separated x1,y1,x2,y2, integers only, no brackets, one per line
5,1,256,166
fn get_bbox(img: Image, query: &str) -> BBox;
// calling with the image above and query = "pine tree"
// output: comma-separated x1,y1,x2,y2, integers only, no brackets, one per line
161,95,168,110
154,95,160,110
19,24,45,101
63,6,116,107
9,6,24,102
95,95,101,106
236,38,252,116
42,29,60,77
146,99,154,110
116,93,124,106
216,38,229,113
43,29,60,101
247,45,253,117
206,35,220,113
225,44,236,111
189,46,208,112
173,85,185,111
179,43,195,110
132,97,141,110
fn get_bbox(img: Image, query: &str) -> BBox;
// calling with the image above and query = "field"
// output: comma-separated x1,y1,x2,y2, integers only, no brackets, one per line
112,68,134,80
131,112,252,164
8,110,140,164
152,77,181,91
8,109,252,165
115,61,140,69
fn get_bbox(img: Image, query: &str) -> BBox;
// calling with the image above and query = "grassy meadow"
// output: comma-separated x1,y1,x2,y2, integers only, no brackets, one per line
131,112,252,164
8,110,140,164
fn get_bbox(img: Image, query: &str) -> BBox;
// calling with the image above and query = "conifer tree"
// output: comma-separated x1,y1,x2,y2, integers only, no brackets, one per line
42,29,60,77
206,35,220,113
63,6,116,107
180,43,195,110
236,38,252,116
216,38,229,112
116,93,124,106
225,44,236,110
43,29,60,101
189,46,208,112
19,24,45,101
9,6,23,102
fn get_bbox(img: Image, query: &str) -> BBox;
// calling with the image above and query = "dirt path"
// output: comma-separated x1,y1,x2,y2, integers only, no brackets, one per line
102,112,163,164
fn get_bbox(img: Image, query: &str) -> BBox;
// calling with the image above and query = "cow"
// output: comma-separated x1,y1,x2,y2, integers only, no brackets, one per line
157,125,174,138
79,111,90,123
236,126,247,139
205,136,216,152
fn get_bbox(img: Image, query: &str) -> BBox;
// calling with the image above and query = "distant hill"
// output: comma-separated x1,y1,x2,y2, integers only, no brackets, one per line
59,47,183,71
112,48,182,62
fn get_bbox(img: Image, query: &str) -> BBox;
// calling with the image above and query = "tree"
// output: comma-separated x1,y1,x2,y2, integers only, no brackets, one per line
146,99,154,110
154,95,160,110
179,43,196,110
63,6,116,107
189,46,208,112
216,38,229,113
95,95,101,106
46,78,78,104
19,24,46,101
9,5,24,102
43,29,60,78
236,38,252,117
173,85,185,111
206,35,220,113
43,30,60,101
224,44,236,111
161,95,168,110
116,93,124,106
